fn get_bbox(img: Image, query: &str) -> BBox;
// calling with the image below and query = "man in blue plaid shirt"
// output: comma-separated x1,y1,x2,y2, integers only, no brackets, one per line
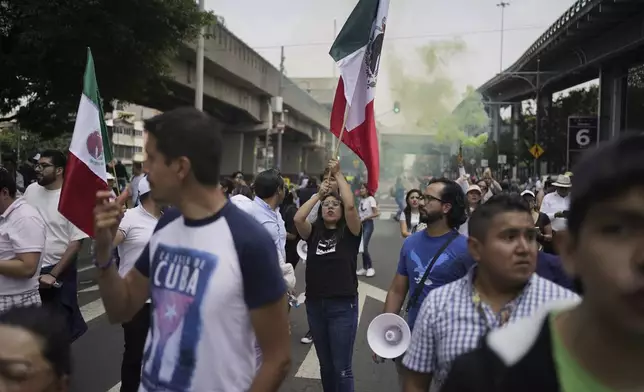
402,194,578,392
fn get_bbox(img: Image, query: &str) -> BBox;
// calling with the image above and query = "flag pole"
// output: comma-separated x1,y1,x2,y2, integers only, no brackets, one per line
325,108,348,184
95,77,120,197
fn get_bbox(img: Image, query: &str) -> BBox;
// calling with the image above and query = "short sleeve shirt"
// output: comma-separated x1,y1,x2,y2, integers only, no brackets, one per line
358,196,377,221
0,198,46,295
134,203,286,391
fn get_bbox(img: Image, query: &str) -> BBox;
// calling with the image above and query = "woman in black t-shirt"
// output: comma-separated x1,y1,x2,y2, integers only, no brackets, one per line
294,159,362,392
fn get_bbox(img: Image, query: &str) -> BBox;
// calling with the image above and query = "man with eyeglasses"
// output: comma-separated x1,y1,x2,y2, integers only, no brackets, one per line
374,178,469,384
23,149,89,341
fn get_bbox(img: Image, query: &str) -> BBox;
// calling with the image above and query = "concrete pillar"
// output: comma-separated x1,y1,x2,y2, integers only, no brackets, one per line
491,106,501,143
241,135,257,175
220,133,242,177
535,92,552,176
599,66,628,142
280,140,303,178
511,103,521,180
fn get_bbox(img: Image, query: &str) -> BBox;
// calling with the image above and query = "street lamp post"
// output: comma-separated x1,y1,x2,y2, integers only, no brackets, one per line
497,2,510,73
194,0,205,110
497,60,552,177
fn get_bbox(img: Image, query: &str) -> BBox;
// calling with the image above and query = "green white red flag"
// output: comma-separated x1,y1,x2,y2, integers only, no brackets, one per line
329,0,389,194
58,48,112,238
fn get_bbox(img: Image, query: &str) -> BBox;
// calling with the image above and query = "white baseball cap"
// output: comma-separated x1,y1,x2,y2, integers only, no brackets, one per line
138,176,151,196
106,173,115,180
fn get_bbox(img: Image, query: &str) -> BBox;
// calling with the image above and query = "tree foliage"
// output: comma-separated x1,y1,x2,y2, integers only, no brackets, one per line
0,0,212,138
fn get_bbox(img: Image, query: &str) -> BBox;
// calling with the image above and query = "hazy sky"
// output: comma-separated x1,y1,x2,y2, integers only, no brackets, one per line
205,0,576,125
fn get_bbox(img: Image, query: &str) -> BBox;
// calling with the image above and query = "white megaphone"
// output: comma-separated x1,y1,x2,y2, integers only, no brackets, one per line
367,313,411,359
296,240,308,262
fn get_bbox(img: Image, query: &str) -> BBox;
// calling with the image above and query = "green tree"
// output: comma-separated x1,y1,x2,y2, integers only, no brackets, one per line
1,0,212,138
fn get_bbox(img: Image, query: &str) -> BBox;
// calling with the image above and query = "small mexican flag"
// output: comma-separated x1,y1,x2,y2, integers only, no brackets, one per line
330,0,389,194
58,48,112,238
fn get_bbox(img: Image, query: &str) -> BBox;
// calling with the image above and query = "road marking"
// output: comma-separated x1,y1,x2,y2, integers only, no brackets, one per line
107,383,121,392
79,265,95,273
79,285,100,293
294,280,387,379
79,287,106,323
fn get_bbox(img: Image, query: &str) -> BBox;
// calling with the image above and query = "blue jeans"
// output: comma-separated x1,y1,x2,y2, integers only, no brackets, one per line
362,219,374,269
306,297,359,392
395,197,404,219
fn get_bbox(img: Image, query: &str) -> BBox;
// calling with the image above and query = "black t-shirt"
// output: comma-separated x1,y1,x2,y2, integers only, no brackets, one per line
305,224,361,299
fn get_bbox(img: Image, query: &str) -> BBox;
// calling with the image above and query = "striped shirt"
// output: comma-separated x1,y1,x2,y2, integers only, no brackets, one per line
403,267,578,391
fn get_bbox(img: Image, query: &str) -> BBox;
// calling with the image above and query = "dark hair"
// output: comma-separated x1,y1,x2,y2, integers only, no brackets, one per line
220,177,234,195
313,192,347,242
231,184,253,199
359,182,372,196
427,178,468,229
144,107,223,186
0,306,71,377
231,171,243,179
402,188,422,226
0,166,17,198
132,161,143,170
254,169,285,199
282,190,295,207
568,132,644,240
469,193,531,241
307,177,318,188
40,149,67,171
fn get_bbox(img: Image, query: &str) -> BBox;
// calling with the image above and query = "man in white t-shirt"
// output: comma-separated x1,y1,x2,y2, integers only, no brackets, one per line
0,168,46,311
93,108,291,392
23,150,89,340
112,176,160,392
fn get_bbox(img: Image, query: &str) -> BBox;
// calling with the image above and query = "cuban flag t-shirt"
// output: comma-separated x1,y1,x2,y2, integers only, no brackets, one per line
134,202,286,391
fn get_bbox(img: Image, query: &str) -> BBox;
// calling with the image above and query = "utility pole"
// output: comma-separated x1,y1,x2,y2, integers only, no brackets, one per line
276,45,285,169
497,2,510,73
194,0,205,110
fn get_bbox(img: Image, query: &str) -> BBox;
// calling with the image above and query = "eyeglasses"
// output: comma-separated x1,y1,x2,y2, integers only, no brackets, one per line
34,163,54,170
422,194,444,203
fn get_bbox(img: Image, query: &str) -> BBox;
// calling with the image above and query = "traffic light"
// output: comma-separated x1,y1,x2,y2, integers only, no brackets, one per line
393,101,401,114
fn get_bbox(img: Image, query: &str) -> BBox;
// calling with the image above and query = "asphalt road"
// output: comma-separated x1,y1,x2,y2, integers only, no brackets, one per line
70,205,404,392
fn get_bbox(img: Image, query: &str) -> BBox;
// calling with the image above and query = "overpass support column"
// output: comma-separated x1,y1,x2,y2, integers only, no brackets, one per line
220,132,262,176
490,105,501,143
510,103,521,180
281,140,304,179
599,66,628,142
536,92,552,176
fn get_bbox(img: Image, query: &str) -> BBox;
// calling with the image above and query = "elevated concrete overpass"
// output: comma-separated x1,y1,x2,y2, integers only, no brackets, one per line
139,22,332,177
475,0,644,173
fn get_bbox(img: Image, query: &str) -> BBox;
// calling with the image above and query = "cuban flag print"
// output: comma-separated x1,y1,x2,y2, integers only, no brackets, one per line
141,244,218,391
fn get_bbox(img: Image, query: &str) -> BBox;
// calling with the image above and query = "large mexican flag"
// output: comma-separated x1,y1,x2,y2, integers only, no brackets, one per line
329,0,389,194
58,48,112,238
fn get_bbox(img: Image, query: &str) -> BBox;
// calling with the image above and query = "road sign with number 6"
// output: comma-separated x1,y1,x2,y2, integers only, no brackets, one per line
567,116,598,169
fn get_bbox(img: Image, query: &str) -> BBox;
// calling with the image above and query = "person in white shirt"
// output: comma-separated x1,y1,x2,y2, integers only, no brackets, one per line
93,108,290,392
357,183,380,277
0,168,46,312
110,176,160,392
250,170,295,290
129,160,145,207
539,174,571,234
23,150,89,341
